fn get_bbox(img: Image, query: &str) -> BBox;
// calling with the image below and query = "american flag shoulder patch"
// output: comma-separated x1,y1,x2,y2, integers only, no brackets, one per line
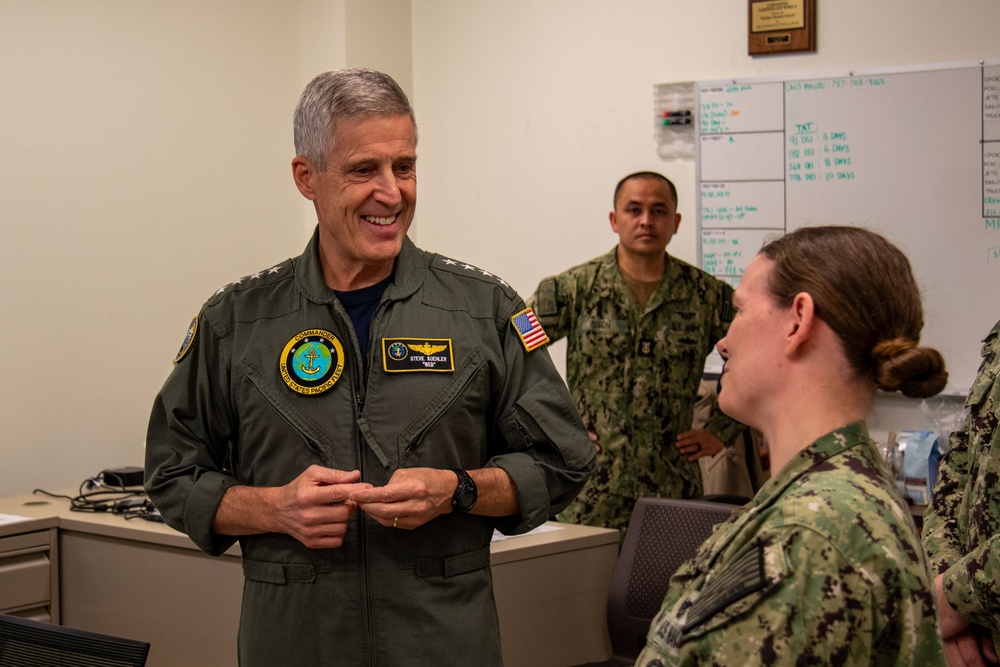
511,307,550,352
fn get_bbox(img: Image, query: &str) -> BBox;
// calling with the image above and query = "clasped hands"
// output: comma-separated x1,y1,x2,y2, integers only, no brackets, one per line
275,465,456,549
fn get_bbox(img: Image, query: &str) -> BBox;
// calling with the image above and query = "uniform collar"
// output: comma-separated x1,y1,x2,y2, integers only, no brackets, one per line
600,245,680,311
598,245,674,274
755,420,873,506
294,227,427,304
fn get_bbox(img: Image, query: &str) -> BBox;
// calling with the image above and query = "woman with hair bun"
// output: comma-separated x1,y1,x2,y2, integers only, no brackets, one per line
635,226,946,666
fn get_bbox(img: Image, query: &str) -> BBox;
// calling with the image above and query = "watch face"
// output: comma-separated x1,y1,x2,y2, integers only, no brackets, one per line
453,470,477,513
457,488,476,512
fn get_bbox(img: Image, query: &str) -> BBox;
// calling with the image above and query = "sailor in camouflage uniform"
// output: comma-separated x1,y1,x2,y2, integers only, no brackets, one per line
636,226,947,666
530,172,745,531
922,318,1000,665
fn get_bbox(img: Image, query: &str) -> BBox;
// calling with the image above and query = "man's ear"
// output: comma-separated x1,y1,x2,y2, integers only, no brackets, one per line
608,210,618,235
785,292,817,356
292,156,317,201
673,212,682,234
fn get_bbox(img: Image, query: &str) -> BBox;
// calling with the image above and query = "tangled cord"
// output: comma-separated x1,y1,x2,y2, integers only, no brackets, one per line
33,474,162,522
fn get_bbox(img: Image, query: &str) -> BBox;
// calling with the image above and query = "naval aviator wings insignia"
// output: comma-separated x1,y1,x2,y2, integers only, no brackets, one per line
383,338,455,372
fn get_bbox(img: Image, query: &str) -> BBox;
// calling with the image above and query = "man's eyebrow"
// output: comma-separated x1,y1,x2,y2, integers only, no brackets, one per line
623,198,669,207
344,152,417,168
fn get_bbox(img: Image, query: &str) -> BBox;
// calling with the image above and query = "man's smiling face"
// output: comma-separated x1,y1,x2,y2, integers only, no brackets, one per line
297,113,416,288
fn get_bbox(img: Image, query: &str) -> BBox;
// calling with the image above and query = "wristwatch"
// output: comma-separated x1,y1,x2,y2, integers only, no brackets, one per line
451,469,478,513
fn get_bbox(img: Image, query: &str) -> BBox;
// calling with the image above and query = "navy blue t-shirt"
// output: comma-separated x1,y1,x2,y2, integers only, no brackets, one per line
334,273,394,361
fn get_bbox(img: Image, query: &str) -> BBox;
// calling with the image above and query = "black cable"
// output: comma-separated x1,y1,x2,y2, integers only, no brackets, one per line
33,474,152,517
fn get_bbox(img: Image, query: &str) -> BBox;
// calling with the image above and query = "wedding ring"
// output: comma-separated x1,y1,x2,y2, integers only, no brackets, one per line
393,517,398,528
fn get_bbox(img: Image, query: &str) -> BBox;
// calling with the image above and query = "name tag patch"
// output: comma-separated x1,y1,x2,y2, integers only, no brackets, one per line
383,338,455,372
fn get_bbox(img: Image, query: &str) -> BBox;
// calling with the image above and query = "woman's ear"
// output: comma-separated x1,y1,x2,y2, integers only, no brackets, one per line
785,292,817,355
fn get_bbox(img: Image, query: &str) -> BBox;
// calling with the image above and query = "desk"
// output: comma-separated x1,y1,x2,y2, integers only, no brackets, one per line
0,492,617,666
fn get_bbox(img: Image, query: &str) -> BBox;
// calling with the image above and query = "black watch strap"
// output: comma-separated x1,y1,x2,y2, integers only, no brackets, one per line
451,469,478,513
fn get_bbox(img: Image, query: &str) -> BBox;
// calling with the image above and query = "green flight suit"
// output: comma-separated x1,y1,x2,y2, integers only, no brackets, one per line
530,247,743,530
635,422,944,666
923,319,1000,644
145,229,595,667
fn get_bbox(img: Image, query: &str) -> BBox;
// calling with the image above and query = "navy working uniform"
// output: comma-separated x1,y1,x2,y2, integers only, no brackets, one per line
531,247,743,530
923,319,1000,646
145,230,595,666
635,422,944,666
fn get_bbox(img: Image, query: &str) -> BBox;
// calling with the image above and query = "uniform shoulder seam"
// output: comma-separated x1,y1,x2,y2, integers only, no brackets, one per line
429,254,518,300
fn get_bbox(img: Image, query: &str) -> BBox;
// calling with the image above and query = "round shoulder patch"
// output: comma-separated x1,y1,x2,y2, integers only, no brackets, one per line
279,329,345,395
174,316,199,363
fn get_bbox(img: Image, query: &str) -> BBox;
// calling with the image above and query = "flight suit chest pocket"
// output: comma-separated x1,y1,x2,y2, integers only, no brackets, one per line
396,348,488,466
236,358,339,470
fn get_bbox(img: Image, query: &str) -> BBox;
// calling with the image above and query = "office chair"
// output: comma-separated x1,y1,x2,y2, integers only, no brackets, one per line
582,497,739,667
0,614,149,667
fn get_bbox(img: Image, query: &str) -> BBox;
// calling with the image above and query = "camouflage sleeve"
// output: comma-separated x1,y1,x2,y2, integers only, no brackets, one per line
941,531,1000,628
922,428,972,575
637,524,942,666
938,416,1000,627
526,273,574,343
926,327,1000,627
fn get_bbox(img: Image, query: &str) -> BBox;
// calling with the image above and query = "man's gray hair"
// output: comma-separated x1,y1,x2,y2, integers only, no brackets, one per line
293,68,416,172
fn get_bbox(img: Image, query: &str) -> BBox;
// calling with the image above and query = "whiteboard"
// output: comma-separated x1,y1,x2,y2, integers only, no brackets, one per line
696,61,1000,395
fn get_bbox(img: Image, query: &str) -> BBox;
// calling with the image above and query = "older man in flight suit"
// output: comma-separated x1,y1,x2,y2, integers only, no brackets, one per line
145,68,594,666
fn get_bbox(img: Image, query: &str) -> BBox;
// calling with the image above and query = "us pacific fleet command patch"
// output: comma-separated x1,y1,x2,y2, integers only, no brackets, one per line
174,315,199,363
279,329,345,395
382,338,454,372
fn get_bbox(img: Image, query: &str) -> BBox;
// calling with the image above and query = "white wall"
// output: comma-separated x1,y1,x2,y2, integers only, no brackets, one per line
0,1,311,495
411,0,1000,290
409,0,1000,439
2,1,997,495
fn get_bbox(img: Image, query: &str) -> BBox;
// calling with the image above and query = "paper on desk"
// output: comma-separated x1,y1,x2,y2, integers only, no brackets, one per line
0,513,32,526
491,522,564,542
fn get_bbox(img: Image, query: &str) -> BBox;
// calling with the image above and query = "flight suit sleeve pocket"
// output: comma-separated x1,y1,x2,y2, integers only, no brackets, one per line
508,381,590,468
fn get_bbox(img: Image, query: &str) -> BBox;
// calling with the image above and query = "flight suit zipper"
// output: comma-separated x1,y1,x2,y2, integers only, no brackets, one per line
353,293,390,667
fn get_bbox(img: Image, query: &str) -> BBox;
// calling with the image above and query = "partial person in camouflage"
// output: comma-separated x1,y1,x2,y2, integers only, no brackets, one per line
636,226,948,666
922,318,1000,666
529,172,745,531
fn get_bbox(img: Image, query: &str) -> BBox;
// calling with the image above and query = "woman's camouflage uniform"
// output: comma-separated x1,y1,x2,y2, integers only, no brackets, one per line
636,422,944,666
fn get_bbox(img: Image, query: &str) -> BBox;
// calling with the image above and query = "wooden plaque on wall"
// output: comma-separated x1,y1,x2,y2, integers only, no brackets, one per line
748,0,816,56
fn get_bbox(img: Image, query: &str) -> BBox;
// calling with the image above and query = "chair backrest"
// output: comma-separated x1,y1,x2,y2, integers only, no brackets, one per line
606,497,738,661
0,614,149,667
